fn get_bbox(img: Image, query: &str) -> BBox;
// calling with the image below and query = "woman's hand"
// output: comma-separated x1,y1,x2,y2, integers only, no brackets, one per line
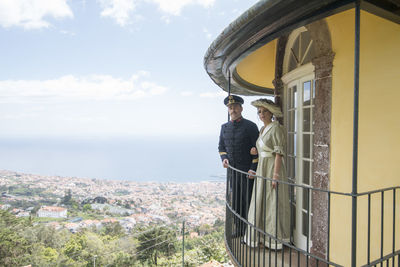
250,147,258,155
272,155,282,189
272,173,279,189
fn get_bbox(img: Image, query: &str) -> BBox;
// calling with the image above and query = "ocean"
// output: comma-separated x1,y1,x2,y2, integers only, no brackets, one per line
0,136,225,182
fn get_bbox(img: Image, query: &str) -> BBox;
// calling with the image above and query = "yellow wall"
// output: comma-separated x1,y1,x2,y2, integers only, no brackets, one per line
327,9,400,266
235,39,276,89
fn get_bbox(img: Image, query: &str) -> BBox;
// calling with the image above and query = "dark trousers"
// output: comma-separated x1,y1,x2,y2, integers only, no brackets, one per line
228,166,254,236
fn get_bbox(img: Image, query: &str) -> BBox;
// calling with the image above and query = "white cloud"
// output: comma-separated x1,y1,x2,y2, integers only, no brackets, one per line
0,72,168,103
149,0,215,16
0,0,73,29
98,0,137,26
98,0,216,26
199,91,226,98
161,15,171,24
60,29,76,36
180,91,193,96
203,27,212,40
0,113,38,120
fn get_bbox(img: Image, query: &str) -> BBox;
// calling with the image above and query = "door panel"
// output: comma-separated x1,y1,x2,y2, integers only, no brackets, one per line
285,75,314,250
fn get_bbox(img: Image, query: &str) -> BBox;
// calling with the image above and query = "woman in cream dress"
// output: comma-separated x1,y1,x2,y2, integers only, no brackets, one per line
244,99,290,250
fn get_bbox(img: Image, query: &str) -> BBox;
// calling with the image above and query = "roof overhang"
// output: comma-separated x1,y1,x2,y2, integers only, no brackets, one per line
203,0,400,96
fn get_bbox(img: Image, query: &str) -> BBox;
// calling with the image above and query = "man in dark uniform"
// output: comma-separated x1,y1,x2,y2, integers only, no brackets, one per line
218,95,259,237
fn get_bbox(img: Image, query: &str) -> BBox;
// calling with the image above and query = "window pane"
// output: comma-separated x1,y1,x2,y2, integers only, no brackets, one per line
302,188,310,210
303,107,311,132
302,42,313,65
302,211,310,236
291,203,296,230
301,31,313,65
303,134,310,158
287,157,292,178
288,156,296,180
303,160,310,185
300,31,311,57
286,156,297,181
289,86,297,109
292,187,297,203
294,86,298,108
288,133,294,155
288,110,294,132
289,53,297,72
303,81,311,105
289,109,297,133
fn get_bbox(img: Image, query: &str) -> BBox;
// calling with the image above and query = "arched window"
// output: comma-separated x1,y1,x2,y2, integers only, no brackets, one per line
286,28,315,73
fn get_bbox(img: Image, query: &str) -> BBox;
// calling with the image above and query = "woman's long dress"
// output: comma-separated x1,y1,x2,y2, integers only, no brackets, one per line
245,121,290,249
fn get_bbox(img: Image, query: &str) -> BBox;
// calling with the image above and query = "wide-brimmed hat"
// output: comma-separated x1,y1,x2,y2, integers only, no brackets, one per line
251,98,283,118
224,95,244,106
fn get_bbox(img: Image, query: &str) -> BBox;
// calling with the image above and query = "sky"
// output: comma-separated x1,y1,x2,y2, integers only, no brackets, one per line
0,0,263,139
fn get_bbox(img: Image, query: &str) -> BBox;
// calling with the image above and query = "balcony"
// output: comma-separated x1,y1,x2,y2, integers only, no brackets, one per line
224,166,400,267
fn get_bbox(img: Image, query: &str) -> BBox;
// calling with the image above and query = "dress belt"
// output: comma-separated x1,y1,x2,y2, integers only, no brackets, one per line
259,151,273,158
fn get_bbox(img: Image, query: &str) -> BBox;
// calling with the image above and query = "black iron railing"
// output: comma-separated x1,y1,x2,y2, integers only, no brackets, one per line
225,165,400,267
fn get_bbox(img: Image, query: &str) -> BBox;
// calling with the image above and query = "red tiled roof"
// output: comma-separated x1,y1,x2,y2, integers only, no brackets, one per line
40,206,67,212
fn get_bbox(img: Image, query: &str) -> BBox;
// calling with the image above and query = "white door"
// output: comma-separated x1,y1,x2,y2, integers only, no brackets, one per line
285,72,315,251
282,25,316,252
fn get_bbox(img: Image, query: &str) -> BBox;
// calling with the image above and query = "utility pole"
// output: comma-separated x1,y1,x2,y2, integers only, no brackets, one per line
182,221,185,267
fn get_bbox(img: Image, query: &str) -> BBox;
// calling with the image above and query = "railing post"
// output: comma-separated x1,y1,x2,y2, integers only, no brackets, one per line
351,1,361,267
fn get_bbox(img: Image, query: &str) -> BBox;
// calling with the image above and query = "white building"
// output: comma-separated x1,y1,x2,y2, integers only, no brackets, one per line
37,206,67,218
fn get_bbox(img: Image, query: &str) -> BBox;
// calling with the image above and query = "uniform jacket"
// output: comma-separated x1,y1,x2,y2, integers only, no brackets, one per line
218,117,259,171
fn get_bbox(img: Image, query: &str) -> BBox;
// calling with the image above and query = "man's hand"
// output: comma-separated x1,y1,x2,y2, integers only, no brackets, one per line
222,159,229,168
247,170,256,179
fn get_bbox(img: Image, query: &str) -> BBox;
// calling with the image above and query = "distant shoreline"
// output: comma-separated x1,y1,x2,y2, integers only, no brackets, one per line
0,136,224,182
0,169,226,184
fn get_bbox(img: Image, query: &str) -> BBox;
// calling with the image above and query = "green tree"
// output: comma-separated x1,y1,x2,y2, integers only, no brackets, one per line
108,251,136,267
102,221,125,238
63,235,84,259
196,224,213,235
197,235,227,263
0,210,32,266
136,226,177,265
213,218,224,228
83,203,92,212
31,245,59,267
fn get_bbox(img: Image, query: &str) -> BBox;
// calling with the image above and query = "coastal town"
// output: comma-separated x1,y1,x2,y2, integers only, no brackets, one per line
0,169,226,232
